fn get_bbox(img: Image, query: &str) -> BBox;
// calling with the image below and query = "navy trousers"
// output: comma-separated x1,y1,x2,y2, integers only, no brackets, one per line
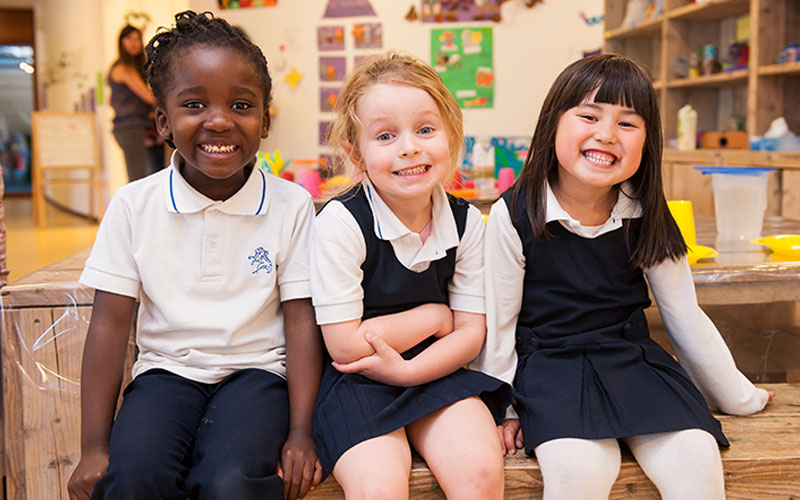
92,368,289,500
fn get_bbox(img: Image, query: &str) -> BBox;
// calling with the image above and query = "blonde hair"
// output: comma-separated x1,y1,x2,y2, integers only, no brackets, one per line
326,50,464,186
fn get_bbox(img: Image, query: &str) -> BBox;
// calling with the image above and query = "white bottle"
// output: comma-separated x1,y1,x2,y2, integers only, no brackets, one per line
677,104,698,150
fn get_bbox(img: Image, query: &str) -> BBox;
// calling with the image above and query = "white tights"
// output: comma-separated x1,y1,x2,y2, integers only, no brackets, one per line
535,429,724,500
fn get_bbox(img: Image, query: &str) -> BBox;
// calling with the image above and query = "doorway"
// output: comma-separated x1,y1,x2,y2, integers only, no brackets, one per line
0,8,36,195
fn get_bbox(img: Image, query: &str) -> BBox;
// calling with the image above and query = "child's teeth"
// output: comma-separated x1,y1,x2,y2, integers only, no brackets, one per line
397,165,428,175
585,152,615,165
202,144,236,153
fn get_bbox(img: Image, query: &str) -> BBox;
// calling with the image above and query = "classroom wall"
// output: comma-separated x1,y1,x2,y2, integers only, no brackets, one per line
19,0,602,216
188,0,604,164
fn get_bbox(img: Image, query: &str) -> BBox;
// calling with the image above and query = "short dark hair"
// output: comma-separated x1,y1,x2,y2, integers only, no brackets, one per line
512,53,685,268
144,10,272,111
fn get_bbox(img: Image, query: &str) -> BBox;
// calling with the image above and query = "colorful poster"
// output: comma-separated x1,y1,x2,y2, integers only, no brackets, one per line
320,87,340,112
318,26,345,51
319,57,346,82
319,121,332,145
353,23,382,49
431,27,494,109
463,136,530,176
323,0,376,17
422,0,504,22
218,0,276,8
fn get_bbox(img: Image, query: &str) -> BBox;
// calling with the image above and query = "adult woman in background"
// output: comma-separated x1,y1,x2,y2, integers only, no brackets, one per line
108,25,162,182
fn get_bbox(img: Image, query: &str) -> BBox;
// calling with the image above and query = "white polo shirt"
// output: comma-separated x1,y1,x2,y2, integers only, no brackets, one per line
311,176,485,326
81,153,315,384
475,181,768,417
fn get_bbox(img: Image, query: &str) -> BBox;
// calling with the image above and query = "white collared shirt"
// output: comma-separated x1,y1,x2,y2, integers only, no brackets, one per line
81,152,315,383
474,181,768,418
311,176,485,325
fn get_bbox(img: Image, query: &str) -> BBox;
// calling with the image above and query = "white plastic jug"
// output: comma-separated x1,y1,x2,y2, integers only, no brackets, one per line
694,166,774,252
678,104,697,150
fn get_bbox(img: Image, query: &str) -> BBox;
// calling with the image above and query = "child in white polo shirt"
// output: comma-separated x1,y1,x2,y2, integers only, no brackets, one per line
67,11,323,500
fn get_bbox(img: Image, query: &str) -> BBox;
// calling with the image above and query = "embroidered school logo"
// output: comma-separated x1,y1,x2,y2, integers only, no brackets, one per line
248,247,273,275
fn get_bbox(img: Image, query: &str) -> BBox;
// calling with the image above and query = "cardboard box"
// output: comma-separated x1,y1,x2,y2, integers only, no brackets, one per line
700,131,749,149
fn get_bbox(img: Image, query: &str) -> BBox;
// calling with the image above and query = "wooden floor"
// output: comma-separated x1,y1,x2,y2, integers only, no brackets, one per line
2,196,98,284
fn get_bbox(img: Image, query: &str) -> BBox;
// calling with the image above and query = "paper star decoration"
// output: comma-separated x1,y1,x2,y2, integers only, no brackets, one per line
284,67,303,89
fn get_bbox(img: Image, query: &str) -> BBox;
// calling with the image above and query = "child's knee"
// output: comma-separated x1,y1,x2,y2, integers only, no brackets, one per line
94,461,183,500
342,473,409,500
536,439,620,497
190,465,284,500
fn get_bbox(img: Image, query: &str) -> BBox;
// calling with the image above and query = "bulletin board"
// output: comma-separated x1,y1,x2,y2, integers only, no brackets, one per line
32,112,98,168
31,111,103,226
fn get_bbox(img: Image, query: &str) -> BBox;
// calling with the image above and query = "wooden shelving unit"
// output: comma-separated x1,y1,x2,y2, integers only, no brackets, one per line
604,0,800,219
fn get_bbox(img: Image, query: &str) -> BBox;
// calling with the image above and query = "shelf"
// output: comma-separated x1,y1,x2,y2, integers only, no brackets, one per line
759,62,800,77
664,149,800,169
667,0,750,21
605,17,662,39
653,80,663,90
667,69,748,88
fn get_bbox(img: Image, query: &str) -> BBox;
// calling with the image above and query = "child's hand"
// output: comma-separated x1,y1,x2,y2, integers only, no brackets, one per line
67,449,108,500
331,332,413,386
278,429,323,500
497,419,524,456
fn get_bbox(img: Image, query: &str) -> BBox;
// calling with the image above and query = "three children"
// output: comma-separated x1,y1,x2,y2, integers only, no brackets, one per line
69,12,769,499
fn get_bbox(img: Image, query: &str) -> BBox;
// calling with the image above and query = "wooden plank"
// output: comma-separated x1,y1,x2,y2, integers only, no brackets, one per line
663,149,800,169
19,307,71,500
1,307,40,499
2,304,134,500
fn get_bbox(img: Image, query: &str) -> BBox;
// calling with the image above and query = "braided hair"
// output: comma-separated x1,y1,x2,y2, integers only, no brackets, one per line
144,10,272,112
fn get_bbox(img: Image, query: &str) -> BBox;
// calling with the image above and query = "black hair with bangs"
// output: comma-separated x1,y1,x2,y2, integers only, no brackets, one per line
511,53,685,268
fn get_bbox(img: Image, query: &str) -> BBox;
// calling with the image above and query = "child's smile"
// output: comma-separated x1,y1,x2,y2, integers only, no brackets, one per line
155,45,268,199
555,90,645,195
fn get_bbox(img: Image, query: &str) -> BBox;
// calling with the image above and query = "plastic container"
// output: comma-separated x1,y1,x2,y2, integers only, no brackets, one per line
667,200,697,245
694,166,774,252
470,137,497,196
677,104,697,150
496,167,515,193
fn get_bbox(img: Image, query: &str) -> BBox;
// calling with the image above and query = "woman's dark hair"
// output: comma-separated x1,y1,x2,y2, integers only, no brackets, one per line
511,53,685,268
116,25,146,79
143,10,272,111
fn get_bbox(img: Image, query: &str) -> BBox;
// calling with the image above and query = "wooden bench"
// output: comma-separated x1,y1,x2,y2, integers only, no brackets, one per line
305,383,800,499
2,250,799,499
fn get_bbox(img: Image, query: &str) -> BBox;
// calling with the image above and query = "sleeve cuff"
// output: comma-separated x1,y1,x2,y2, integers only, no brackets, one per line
278,279,312,301
79,266,140,299
449,291,485,314
314,302,362,325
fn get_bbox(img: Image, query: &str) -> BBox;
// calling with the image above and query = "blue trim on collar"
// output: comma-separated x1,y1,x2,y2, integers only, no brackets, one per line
256,168,266,215
169,170,179,213
365,183,383,239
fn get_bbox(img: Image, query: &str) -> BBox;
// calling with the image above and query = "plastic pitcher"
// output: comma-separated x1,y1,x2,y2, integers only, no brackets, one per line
693,166,774,252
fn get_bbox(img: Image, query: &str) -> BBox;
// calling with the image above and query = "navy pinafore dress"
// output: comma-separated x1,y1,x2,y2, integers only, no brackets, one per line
313,186,512,475
502,191,728,454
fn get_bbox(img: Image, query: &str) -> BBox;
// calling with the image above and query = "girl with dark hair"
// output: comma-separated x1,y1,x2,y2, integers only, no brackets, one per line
108,24,162,182
68,11,322,500
475,54,772,499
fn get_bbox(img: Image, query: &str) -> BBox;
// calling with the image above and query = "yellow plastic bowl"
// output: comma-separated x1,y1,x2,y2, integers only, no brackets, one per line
687,243,718,265
752,235,800,259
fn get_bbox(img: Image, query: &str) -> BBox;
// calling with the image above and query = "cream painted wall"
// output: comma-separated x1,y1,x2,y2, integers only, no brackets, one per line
188,0,604,161
15,0,602,216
